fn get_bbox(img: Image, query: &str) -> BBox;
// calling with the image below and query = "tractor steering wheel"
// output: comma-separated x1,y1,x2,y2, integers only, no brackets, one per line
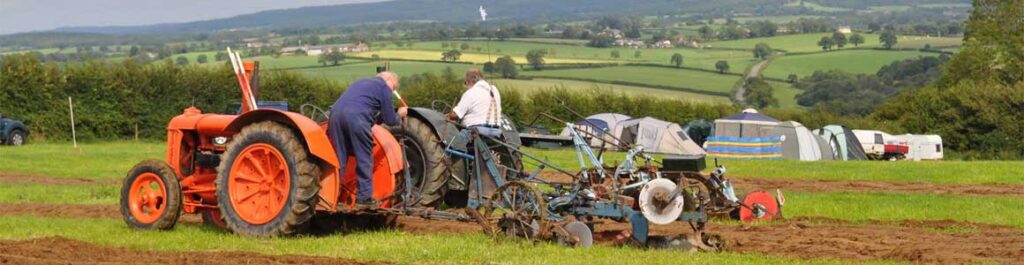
300,104,329,123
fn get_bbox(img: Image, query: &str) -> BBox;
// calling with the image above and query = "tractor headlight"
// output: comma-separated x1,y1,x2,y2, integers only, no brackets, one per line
213,136,229,145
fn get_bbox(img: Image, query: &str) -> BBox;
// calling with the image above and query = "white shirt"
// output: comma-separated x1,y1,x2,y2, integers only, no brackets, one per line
452,80,502,127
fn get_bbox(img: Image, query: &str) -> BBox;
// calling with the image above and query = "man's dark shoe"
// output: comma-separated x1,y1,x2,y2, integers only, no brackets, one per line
354,198,381,211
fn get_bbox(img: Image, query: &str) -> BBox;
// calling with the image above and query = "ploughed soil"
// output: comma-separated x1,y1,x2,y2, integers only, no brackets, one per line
732,177,1024,197
0,236,388,265
535,172,1024,197
0,172,117,186
7,203,1021,264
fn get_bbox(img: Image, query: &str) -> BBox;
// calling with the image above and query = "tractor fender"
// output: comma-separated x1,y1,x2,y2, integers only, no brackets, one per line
225,109,340,169
405,107,463,149
404,107,522,149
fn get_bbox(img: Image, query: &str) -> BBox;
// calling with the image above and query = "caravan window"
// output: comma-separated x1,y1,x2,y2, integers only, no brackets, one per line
874,133,883,144
936,144,942,152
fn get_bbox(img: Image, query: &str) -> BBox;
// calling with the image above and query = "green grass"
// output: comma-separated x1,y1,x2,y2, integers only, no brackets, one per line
288,60,473,84
6,142,1024,186
784,1,851,12
867,5,911,12
254,56,372,70
782,191,1024,228
0,184,117,205
523,66,742,95
732,16,826,24
892,36,962,49
491,78,731,103
524,148,1024,185
0,142,163,179
353,49,611,64
709,33,883,53
0,216,873,265
716,159,1024,185
767,80,803,109
762,50,936,80
383,40,756,71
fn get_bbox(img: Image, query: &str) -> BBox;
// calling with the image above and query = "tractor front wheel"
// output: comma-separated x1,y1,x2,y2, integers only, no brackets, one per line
216,121,321,237
120,160,182,230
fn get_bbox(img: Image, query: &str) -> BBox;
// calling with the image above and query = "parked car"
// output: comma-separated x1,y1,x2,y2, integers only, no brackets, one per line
0,113,28,146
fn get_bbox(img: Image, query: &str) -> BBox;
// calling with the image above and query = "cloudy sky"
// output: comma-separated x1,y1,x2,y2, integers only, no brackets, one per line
0,0,385,34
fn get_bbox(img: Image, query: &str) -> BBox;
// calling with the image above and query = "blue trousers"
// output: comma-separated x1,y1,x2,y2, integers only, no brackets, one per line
328,110,375,201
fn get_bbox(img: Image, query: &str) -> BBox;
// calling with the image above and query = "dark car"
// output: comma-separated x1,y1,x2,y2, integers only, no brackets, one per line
0,113,28,146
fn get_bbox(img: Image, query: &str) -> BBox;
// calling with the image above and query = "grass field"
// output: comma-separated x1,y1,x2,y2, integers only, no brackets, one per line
767,80,803,109
385,40,756,71
352,50,611,64
761,50,936,80
287,60,472,84
523,66,741,95
784,1,852,12
491,78,731,103
0,216,873,265
2,141,1022,264
709,33,884,53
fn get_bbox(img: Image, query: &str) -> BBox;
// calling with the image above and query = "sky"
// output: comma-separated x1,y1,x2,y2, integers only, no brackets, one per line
0,0,386,35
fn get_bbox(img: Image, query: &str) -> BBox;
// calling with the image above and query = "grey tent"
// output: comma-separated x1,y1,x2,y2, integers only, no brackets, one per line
615,117,706,155
713,109,781,138
812,125,868,161
760,121,833,161
560,113,632,147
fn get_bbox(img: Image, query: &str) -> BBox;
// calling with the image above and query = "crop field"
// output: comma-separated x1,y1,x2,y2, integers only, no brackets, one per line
491,78,731,103
1,141,1022,264
523,66,742,96
761,50,935,80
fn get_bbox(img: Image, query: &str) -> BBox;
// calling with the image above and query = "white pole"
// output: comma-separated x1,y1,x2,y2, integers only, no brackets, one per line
68,96,77,149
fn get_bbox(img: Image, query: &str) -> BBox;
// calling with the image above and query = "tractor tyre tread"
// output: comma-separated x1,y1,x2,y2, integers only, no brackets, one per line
393,117,450,207
216,121,320,237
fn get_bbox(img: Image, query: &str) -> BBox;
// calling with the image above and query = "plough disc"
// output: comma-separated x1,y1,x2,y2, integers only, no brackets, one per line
739,190,779,222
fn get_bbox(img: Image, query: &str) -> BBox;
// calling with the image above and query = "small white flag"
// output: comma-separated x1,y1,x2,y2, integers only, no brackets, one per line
479,6,487,21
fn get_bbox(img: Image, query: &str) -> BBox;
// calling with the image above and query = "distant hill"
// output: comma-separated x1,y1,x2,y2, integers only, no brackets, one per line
51,0,777,34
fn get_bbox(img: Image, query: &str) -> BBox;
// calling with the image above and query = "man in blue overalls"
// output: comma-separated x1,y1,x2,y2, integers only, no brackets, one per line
328,72,408,209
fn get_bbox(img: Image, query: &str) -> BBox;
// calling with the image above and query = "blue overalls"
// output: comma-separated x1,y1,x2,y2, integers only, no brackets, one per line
328,77,400,202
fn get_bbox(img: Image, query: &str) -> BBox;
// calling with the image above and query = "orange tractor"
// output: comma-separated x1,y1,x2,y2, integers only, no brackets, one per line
119,49,406,237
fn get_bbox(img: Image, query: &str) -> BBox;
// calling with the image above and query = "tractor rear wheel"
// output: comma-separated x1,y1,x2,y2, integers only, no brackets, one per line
216,121,320,237
392,117,450,207
120,160,182,230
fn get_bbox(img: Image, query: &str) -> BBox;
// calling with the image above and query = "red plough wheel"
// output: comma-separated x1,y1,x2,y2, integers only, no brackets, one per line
739,190,779,222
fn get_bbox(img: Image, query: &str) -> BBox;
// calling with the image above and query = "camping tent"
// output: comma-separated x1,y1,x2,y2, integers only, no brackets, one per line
560,113,632,147
682,119,713,147
614,117,706,155
812,125,868,160
713,109,781,138
760,121,832,161
896,134,944,160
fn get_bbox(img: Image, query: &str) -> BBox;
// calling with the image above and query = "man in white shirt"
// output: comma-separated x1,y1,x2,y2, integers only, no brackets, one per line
447,68,502,137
